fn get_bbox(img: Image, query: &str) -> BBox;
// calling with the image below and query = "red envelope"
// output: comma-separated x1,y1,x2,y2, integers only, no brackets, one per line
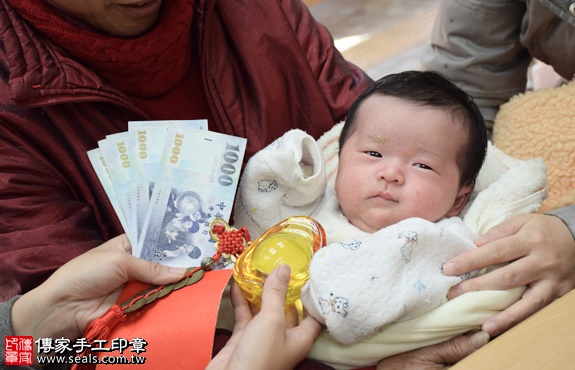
95,269,232,369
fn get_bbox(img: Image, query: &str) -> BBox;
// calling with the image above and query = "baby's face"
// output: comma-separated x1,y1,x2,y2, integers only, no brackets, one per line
334,95,471,233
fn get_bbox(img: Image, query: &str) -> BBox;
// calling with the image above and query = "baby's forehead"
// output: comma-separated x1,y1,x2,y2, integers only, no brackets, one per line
367,133,440,157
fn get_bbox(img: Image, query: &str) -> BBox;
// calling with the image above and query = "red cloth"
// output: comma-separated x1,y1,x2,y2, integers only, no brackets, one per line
128,46,214,122
8,0,213,122
9,0,192,97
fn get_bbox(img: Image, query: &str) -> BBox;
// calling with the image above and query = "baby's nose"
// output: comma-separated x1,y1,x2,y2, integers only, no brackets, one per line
378,161,404,184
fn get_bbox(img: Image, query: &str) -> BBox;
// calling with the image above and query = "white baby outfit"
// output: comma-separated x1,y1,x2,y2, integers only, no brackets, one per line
232,124,547,369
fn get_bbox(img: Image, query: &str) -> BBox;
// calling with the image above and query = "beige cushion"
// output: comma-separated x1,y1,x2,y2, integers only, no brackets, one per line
493,79,575,213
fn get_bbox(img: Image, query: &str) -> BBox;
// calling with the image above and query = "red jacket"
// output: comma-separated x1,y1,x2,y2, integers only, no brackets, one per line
0,0,371,299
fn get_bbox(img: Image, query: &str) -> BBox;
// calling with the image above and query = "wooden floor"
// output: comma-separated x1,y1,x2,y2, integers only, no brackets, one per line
306,0,440,79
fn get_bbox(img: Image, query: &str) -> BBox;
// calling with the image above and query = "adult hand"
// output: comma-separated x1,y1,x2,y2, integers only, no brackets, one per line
376,331,490,369
443,214,575,336
12,234,186,342
208,264,322,370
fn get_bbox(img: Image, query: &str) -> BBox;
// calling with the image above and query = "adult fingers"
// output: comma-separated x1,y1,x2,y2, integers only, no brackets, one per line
260,264,291,315
442,231,526,277
442,216,534,277
481,280,556,336
284,303,300,328
447,255,539,299
284,316,323,365
97,234,132,254
53,236,183,296
120,254,186,285
428,331,490,365
292,315,322,342
473,215,529,247
100,236,186,285
230,282,253,327
375,331,489,369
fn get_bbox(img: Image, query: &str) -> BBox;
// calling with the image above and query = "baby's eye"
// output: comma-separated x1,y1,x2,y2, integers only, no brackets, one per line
414,163,433,170
365,151,381,158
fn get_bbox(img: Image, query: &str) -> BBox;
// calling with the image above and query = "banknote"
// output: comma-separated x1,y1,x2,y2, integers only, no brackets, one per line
98,132,137,245
87,148,129,234
128,120,208,247
137,127,247,268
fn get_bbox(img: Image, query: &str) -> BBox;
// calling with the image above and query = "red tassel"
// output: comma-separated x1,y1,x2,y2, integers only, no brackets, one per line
71,304,127,370
84,304,127,343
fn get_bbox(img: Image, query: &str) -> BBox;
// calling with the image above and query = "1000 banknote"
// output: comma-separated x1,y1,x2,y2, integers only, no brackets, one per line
128,120,207,247
136,126,246,268
87,148,129,235
97,132,138,244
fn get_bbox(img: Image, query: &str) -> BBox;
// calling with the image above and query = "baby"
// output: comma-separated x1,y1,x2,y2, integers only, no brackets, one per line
233,71,487,344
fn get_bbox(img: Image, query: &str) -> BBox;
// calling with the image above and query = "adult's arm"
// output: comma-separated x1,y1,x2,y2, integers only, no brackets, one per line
547,204,575,235
0,296,38,370
421,0,531,129
280,0,373,122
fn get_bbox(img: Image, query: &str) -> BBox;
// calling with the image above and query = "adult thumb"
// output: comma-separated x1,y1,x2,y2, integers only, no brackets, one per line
123,255,187,285
433,331,490,364
260,264,291,311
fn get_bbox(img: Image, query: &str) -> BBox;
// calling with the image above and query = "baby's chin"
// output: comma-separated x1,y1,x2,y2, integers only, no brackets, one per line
348,215,399,233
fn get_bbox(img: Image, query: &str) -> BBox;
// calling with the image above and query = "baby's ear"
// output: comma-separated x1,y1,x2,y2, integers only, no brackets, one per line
446,184,473,216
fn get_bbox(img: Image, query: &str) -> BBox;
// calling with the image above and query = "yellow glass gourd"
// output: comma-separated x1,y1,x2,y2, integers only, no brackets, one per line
233,216,326,308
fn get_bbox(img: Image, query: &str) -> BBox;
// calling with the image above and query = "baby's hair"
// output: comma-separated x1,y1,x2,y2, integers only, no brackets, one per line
339,70,487,188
